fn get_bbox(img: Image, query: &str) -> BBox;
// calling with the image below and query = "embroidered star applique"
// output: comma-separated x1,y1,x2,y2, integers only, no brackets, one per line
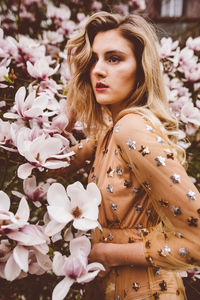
126,139,136,150
106,184,113,193
116,167,122,175
187,190,196,201
146,125,154,132
158,245,171,257
107,167,115,177
172,206,182,216
171,173,181,183
179,248,188,257
132,282,140,291
110,203,118,211
138,145,150,156
156,136,163,143
155,156,166,166
114,124,120,132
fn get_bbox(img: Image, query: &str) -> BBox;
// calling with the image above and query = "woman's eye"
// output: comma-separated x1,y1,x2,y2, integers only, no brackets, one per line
108,56,121,63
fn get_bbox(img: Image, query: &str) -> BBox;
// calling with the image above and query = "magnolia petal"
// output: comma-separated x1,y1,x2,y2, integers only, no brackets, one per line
47,183,70,207
87,182,102,206
24,107,43,118
45,219,65,236
52,277,74,300
67,181,84,192
86,262,105,272
73,218,99,231
3,112,19,119
15,86,26,115
34,250,52,271
5,254,21,281
52,251,66,276
15,197,30,223
36,138,63,161
17,163,35,179
47,206,73,224
27,61,37,78
0,190,10,210
44,160,69,169
7,224,48,246
13,245,29,272
81,202,99,221
33,95,48,110
77,269,99,284
70,236,91,258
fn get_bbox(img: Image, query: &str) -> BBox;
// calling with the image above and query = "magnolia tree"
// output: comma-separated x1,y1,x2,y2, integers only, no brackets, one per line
0,0,200,299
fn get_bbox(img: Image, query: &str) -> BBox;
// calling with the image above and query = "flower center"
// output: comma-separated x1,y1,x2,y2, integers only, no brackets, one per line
72,206,82,218
35,153,42,164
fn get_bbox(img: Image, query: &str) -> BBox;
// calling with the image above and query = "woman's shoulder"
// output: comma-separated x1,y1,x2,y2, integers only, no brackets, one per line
114,113,154,135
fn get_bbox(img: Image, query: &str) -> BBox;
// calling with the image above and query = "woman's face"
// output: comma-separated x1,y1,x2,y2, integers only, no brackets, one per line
89,29,137,115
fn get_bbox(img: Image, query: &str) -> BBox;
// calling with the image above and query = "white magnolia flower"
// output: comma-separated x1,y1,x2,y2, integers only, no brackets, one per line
4,86,49,120
3,224,51,281
12,175,50,207
45,182,101,236
27,59,60,80
16,132,73,179
0,191,30,232
52,236,104,300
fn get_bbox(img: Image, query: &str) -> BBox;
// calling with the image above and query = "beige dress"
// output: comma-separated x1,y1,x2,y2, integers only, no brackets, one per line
71,113,200,300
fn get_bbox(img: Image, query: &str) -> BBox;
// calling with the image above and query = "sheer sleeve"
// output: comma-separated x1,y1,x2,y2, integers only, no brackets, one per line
113,113,200,271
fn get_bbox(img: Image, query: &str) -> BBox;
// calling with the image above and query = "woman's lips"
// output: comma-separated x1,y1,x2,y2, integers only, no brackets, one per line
95,82,109,91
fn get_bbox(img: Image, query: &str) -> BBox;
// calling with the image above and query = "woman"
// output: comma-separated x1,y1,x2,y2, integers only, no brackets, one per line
63,11,200,300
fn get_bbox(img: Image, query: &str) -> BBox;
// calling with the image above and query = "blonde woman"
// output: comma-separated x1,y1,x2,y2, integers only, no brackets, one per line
60,11,200,300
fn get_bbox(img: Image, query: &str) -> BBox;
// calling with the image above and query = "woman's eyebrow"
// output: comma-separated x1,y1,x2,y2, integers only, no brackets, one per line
92,50,127,56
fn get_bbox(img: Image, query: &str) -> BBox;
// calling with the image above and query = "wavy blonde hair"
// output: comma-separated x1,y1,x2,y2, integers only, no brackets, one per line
66,11,185,164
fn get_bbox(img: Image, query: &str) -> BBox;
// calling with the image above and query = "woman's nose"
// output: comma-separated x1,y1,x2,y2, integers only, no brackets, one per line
92,59,107,78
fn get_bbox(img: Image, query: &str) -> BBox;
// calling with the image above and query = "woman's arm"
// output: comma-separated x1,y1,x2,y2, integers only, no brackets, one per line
89,241,147,269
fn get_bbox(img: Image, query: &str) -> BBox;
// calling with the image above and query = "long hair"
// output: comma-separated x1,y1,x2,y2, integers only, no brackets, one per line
66,11,185,164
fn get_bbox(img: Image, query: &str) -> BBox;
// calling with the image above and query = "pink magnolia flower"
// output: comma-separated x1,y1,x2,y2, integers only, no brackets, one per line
45,182,101,236
0,191,29,232
60,20,76,36
170,96,190,115
8,35,46,64
3,224,51,281
91,1,103,11
0,29,15,59
47,3,71,22
184,63,200,82
12,175,51,207
4,86,49,120
27,59,60,80
113,4,129,15
60,60,71,85
131,0,146,10
16,131,73,179
23,0,47,6
177,47,197,70
0,120,11,145
186,37,200,51
50,99,69,132
42,30,64,45
52,236,104,300
158,37,179,59
181,102,200,135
